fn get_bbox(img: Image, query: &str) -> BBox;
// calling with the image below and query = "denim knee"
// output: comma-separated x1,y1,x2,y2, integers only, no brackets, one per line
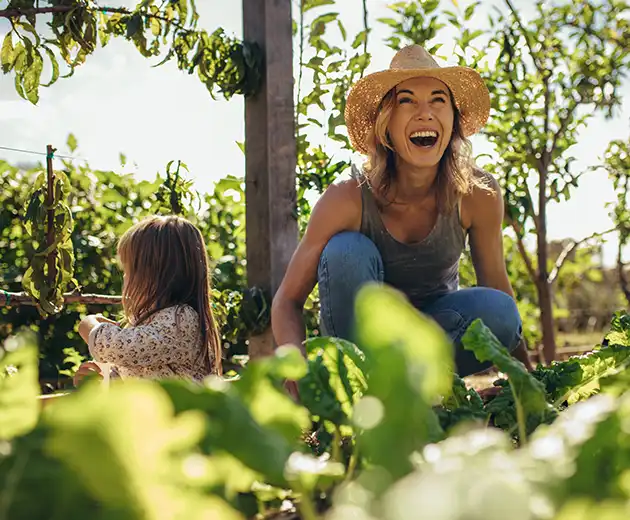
318,231,384,282
481,289,522,351
425,287,522,352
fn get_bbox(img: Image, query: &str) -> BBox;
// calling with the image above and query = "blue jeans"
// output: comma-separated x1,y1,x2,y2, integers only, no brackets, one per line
317,231,522,377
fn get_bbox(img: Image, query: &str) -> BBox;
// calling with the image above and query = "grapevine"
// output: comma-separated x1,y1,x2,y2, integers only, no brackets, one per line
22,164,77,315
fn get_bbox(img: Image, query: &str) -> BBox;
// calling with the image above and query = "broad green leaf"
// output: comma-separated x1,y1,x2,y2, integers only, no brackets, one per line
554,499,630,520
606,312,630,347
299,337,367,426
284,451,344,493
435,375,488,433
303,0,335,12
0,332,40,439
351,30,367,49
66,133,78,153
298,338,367,426
525,393,630,504
353,284,448,487
463,319,548,414
1,32,14,73
233,347,310,445
159,376,295,487
44,379,244,519
533,343,630,406
355,283,454,400
41,46,60,87
379,429,537,520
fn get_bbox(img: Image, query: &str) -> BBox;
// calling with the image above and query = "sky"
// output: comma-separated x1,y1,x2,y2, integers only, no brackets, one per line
0,0,628,266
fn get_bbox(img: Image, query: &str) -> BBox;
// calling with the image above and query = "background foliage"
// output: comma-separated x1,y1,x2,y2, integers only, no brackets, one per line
0,0,629,388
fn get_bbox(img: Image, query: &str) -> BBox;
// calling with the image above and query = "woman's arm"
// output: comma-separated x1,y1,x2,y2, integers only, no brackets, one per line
464,173,534,370
271,179,362,352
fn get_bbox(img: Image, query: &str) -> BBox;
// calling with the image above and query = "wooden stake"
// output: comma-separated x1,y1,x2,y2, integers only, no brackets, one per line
46,144,57,286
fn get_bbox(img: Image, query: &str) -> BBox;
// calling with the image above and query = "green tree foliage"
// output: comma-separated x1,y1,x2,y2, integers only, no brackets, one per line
603,138,630,305
384,0,630,362
0,135,253,389
294,0,370,224
0,0,263,103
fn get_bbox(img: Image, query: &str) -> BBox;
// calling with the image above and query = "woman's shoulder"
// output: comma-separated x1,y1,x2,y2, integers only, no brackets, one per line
460,167,502,229
321,162,368,208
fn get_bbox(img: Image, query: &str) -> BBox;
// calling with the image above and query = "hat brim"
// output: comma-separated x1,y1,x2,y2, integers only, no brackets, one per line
344,66,490,156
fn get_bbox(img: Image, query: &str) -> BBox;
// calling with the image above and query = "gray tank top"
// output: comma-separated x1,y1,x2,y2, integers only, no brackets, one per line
357,176,467,308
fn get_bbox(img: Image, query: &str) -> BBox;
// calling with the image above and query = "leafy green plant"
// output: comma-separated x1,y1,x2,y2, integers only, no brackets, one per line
0,0,263,103
1,290,630,519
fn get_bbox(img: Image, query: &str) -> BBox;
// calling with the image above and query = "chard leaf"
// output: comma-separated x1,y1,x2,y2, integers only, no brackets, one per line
462,320,549,414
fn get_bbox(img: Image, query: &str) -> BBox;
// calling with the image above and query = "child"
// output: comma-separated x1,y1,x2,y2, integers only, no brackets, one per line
75,215,223,384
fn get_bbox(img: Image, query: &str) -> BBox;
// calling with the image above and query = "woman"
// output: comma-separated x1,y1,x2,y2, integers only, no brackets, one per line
271,45,532,378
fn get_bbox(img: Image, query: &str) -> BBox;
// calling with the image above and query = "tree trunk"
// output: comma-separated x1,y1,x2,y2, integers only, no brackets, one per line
537,278,556,364
537,158,557,364
618,242,630,307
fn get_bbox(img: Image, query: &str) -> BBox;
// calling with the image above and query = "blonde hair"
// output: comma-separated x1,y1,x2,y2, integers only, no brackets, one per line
117,215,222,375
362,87,490,212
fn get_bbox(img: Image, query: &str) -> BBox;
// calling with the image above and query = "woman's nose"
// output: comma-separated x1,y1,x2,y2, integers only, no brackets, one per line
414,101,434,120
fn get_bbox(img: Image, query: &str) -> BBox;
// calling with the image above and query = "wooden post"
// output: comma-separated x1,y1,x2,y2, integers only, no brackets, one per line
243,0,298,358
46,145,57,285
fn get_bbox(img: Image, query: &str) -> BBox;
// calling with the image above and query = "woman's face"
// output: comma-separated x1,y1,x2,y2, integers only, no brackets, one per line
386,76,454,170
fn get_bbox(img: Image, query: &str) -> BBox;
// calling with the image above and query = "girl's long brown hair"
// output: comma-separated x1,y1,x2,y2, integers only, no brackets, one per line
117,215,222,375
363,87,491,212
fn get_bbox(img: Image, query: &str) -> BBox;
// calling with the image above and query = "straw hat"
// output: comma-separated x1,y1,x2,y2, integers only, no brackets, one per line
345,45,490,155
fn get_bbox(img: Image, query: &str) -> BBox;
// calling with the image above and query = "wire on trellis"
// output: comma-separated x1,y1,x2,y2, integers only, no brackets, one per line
1,143,126,311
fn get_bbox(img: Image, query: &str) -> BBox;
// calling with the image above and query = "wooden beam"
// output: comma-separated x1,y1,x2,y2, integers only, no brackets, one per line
243,0,298,358
1,292,122,307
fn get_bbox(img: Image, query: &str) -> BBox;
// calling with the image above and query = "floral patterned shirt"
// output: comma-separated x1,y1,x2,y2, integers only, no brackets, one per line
88,304,214,381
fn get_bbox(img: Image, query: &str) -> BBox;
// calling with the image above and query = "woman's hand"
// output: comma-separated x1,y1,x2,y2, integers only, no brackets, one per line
283,379,301,403
73,361,103,387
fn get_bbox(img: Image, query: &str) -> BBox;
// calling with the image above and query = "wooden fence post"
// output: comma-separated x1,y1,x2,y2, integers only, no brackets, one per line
46,144,57,286
243,0,298,359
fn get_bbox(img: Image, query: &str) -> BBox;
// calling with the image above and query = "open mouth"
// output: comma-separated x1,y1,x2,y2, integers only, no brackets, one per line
409,130,439,148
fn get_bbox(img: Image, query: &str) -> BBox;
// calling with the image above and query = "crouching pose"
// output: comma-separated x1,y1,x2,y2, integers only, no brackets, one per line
271,45,532,381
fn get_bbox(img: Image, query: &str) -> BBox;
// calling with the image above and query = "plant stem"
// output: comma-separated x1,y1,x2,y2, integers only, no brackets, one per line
295,483,318,520
510,383,527,444
332,425,341,462
344,442,358,482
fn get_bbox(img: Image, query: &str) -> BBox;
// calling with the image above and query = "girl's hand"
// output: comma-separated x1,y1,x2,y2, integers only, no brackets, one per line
73,361,103,387
94,314,120,326
78,314,119,343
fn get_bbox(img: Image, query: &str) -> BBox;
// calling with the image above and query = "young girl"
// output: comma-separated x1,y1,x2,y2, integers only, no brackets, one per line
75,215,222,384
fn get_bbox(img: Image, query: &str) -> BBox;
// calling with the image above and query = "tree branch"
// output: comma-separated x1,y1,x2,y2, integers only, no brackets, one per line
1,291,122,307
504,0,544,75
0,5,195,35
549,98,578,158
548,227,617,284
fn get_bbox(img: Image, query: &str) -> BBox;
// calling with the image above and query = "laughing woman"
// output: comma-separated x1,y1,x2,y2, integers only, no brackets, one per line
271,45,532,378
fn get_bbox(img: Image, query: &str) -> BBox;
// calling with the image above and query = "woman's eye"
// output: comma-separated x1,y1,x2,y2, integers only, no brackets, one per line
432,97,446,103
398,97,412,104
